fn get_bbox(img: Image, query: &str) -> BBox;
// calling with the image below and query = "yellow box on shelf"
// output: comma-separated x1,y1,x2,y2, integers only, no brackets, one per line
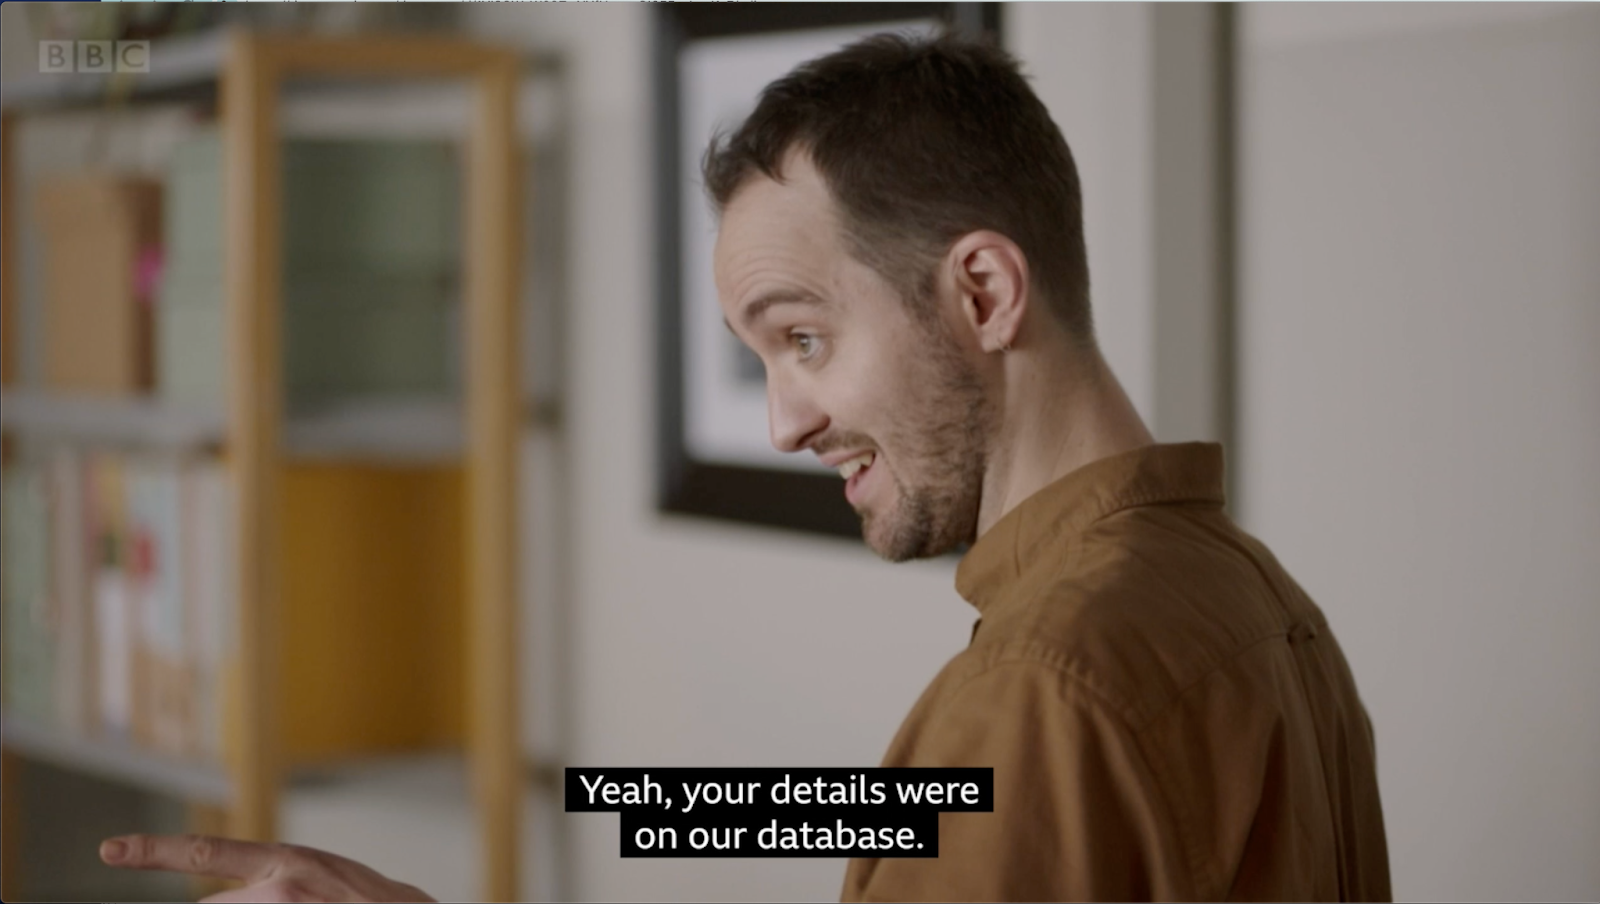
278,463,466,765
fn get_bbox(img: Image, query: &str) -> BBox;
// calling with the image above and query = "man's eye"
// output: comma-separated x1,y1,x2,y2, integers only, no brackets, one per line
790,332,821,360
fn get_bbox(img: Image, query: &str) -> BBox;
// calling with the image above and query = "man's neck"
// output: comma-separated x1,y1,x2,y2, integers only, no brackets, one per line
975,344,1155,537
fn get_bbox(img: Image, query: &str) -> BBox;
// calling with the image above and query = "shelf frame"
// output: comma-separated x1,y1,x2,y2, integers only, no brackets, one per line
220,30,525,903
0,389,227,449
0,717,233,807
0,390,469,462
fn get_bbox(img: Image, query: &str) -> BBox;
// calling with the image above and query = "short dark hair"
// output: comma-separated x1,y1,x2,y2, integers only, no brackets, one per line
702,31,1092,341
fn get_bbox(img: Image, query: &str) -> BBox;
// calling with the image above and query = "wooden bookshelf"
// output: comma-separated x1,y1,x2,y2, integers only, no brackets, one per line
0,716,232,806
0,390,226,450
0,390,469,462
0,30,530,902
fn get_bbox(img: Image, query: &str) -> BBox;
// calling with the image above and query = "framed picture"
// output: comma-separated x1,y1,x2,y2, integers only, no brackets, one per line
654,2,1003,539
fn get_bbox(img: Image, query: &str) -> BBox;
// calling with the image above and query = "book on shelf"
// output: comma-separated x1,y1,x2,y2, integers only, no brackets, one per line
2,465,54,726
1,450,236,766
48,449,90,735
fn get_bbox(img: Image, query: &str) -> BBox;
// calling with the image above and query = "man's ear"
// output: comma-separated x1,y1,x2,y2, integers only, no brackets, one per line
948,230,1029,354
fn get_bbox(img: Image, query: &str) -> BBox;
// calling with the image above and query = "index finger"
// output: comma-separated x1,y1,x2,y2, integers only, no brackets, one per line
101,833,281,881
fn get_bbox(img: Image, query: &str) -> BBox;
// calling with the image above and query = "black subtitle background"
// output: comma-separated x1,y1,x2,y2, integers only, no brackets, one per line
565,767,993,859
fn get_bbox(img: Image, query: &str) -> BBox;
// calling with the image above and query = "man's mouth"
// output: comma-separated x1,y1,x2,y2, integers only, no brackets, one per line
835,451,875,480
837,452,877,506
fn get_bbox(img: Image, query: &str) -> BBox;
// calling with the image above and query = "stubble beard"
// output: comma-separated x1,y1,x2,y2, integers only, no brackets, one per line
860,321,992,563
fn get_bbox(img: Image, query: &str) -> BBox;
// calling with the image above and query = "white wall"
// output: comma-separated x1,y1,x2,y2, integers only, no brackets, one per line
1007,3,1158,427
1238,4,1600,900
1010,3,1230,448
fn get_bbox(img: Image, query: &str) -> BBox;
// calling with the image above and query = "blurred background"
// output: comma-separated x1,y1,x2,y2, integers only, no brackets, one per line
0,2,1596,902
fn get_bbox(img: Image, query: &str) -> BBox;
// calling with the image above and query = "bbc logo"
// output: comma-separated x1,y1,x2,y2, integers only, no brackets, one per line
39,41,150,74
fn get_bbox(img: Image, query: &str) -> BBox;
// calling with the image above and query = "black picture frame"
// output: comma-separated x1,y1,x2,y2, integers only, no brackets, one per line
654,2,1003,540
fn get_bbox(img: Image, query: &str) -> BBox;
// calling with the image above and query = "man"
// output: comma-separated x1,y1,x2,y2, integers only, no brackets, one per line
101,33,1390,902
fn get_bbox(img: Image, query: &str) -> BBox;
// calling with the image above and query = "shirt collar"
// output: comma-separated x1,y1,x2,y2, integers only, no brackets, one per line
954,442,1228,615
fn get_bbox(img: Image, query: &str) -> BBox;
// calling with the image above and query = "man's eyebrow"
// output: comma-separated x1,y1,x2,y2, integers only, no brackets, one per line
725,289,830,335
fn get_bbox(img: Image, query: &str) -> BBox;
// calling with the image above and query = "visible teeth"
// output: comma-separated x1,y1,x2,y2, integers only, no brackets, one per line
837,452,875,480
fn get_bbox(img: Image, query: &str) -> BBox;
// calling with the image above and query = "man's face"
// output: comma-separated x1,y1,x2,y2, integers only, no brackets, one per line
714,155,992,561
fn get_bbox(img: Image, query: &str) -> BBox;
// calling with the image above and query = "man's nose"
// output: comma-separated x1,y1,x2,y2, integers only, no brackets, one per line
767,372,827,454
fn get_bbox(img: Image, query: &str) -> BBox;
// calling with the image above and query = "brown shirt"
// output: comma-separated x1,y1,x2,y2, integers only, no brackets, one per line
841,443,1390,902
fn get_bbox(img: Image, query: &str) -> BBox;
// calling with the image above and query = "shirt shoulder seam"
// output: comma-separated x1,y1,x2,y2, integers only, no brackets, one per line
968,625,1293,731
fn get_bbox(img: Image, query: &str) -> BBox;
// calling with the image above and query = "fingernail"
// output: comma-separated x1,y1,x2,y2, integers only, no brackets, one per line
101,839,128,863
